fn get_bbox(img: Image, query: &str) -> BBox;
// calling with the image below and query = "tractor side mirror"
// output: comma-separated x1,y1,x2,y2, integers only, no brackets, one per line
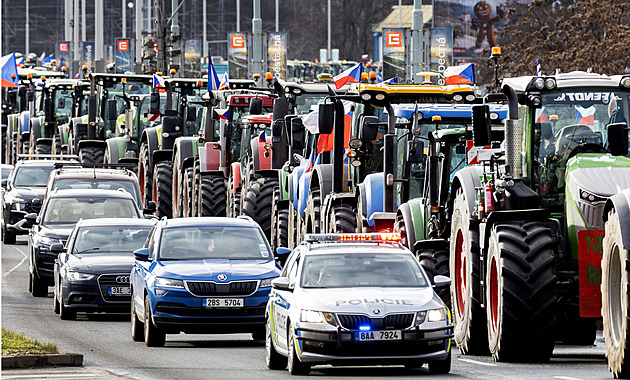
249,97,263,115
18,86,27,98
57,97,66,109
471,104,491,147
406,139,424,164
44,98,54,122
186,106,197,122
290,117,306,152
360,116,380,141
27,90,34,102
608,122,629,156
143,201,157,215
318,103,335,135
107,99,118,120
149,92,160,115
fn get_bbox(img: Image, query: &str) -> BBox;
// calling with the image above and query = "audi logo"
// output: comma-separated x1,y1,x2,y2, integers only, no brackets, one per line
116,276,130,284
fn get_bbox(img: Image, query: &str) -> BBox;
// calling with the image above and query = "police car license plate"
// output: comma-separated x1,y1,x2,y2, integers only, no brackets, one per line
205,298,243,308
356,330,401,341
108,286,130,296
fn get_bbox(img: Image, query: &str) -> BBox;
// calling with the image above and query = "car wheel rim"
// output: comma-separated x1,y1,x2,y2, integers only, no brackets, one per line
609,244,623,346
489,255,499,333
455,229,467,318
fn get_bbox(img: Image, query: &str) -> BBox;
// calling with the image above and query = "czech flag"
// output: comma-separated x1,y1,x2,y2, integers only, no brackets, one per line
333,62,361,89
444,63,475,85
215,108,229,120
305,151,321,173
259,131,266,143
208,58,221,91
609,96,618,117
1,53,19,88
153,73,166,93
42,54,53,64
219,72,229,91
576,106,596,126
535,107,548,123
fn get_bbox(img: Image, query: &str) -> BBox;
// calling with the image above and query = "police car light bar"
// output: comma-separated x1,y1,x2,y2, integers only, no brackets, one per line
303,233,401,243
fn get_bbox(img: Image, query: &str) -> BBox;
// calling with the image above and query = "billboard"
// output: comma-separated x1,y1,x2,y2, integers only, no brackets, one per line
115,39,132,74
81,41,95,70
267,32,287,80
56,41,71,73
106,44,115,72
382,28,406,81
184,40,202,78
228,33,248,79
430,29,453,85
433,0,507,58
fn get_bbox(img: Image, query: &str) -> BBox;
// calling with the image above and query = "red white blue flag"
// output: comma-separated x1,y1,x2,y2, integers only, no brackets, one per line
333,62,362,89
609,96,618,117
208,58,221,91
444,63,475,85
153,73,166,93
219,72,229,91
259,131,266,143
535,107,548,123
1,53,19,88
215,108,229,120
576,106,596,126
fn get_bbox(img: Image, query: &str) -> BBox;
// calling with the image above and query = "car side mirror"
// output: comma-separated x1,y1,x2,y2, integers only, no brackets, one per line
143,201,157,215
433,275,451,288
186,106,197,122
24,212,38,225
149,92,160,115
318,103,334,135
31,198,42,211
1,179,7,188
271,277,293,291
133,248,150,261
608,122,629,156
275,247,291,263
50,243,65,254
249,97,263,115
107,99,118,120
360,116,380,141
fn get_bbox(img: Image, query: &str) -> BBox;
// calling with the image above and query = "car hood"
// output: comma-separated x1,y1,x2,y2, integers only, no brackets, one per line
7,187,45,202
68,252,134,274
153,259,280,281
37,225,74,240
294,287,442,316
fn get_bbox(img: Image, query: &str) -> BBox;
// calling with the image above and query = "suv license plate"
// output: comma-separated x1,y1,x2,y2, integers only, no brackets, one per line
205,298,244,308
108,286,130,296
356,330,401,341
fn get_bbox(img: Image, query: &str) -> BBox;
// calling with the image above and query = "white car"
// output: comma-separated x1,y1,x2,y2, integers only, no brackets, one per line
265,233,453,375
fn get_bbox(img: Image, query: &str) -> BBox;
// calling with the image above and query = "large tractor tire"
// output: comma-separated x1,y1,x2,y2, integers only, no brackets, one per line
304,188,321,235
241,176,278,242
270,188,289,251
329,204,356,233
52,134,64,155
449,188,487,355
199,174,226,217
418,248,450,309
602,208,630,379
485,221,556,362
35,143,51,155
191,163,200,217
79,146,104,164
153,161,173,219
21,139,30,155
180,167,194,217
226,174,241,217
138,143,152,206
394,212,413,251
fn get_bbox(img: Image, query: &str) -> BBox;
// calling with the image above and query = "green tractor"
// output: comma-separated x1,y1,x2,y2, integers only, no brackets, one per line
449,70,630,362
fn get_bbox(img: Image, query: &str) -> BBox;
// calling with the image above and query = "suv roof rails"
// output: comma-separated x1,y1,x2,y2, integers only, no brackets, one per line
237,215,254,223
18,154,79,161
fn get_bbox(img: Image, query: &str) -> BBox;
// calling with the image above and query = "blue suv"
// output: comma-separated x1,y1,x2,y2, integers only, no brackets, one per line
130,216,284,347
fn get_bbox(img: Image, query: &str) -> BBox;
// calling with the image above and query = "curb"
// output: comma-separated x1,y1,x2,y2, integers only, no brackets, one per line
2,349,83,369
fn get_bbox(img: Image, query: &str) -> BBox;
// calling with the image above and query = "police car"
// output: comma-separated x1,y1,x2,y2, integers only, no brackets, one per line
265,233,453,375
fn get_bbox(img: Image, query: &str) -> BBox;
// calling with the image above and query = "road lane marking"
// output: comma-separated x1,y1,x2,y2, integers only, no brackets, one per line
457,357,499,367
2,374,97,379
554,377,583,380
3,245,28,278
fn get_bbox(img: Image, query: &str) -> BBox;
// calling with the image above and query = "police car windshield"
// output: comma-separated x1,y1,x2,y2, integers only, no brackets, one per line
301,252,429,288
73,225,152,254
158,226,271,261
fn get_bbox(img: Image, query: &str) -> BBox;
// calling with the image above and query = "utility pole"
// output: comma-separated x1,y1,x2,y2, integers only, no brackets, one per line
327,0,331,61
65,0,72,43
411,0,424,81
122,0,127,38
203,0,207,60
275,0,279,32
155,0,166,73
136,0,142,73
236,0,240,32
25,0,29,55
252,0,263,81
73,0,79,73
82,0,86,42
170,0,180,77
95,0,104,72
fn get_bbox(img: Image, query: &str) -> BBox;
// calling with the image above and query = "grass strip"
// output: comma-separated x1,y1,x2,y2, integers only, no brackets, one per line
1,327,59,356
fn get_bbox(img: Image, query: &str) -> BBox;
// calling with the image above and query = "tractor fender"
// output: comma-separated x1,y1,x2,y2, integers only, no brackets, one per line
229,162,242,194
173,137,198,173
152,149,173,165
604,190,630,250
57,125,69,145
310,164,333,201
105,137,126,164
361,172,384,228
279,169,289,201
297,171,312,217
397,200,422,250
30,117,42,140
78,139,107,150
451,166,482,220
199,142,222,172
290,166,306,211
182,155,195,170
250,135,272,171
141,127,160,170
19,111,30,134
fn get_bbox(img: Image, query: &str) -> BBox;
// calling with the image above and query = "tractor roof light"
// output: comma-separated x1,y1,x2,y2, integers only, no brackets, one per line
361,93,372,101
491,46,502,58
453,94,463,102
544,78,556,90
432,115,442,122
374,93,386,101
121,77,127,83
265,72,273,81
549,115,559,121
621,76,630,89
529,95,542,107
533,77,545,90
466,94,476,102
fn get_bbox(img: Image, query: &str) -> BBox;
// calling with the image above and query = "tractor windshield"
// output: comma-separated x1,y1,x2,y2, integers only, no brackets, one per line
289,93,328,115
531,88,630,209
52,88,73,123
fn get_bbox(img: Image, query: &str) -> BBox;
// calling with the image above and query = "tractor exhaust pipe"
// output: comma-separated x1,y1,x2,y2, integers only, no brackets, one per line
502,84,522,179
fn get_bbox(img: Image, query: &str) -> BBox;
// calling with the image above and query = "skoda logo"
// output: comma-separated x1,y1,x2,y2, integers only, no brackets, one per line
373,309,381,315
217,274,227,281
116,276,130,284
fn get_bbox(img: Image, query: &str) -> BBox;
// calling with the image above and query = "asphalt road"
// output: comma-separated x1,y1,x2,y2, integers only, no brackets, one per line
1,236,614,380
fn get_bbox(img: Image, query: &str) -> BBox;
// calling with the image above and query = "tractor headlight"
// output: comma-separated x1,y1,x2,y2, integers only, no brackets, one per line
579,189,606,204
361,93,372,101
466,94,476,102
621,77,630,89
374,93,386,101
544,78,557,90
453,94,463,102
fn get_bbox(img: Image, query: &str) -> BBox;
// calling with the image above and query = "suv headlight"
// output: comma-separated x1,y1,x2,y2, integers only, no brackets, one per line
300,310,338,326
39,236,61,248
155,277,184,288
427,308,445,322
259,277,278,288
67,271,95,281
11,202,27,211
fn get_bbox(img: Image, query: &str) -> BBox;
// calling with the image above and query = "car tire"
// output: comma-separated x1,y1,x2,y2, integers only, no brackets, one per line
28,269,33,293
287,325,310,375
144,295,165,347
59,288,76,320
131,293,144,342
265,317,287,370
428,351,451,374
31,271,48,297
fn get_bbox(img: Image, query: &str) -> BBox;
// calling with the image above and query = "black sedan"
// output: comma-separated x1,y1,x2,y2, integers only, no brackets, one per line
52,218,156,320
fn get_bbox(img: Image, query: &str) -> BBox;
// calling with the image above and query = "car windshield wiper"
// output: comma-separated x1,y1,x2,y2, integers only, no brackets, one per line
74,247,101,254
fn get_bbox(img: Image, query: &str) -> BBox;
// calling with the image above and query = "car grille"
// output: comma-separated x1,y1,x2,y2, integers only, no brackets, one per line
185,281,258,297
337,313,414,330
97,273,131,302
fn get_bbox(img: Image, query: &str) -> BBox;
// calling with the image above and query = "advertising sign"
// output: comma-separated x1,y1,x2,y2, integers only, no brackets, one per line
267,32,287,80
433,0,508,58
228,33,248,79
382,28,405,81
115,39,132,73
106,44,115,71
184,40,202,78
81,41,95,70
430,28,453,85
56,41,71,72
